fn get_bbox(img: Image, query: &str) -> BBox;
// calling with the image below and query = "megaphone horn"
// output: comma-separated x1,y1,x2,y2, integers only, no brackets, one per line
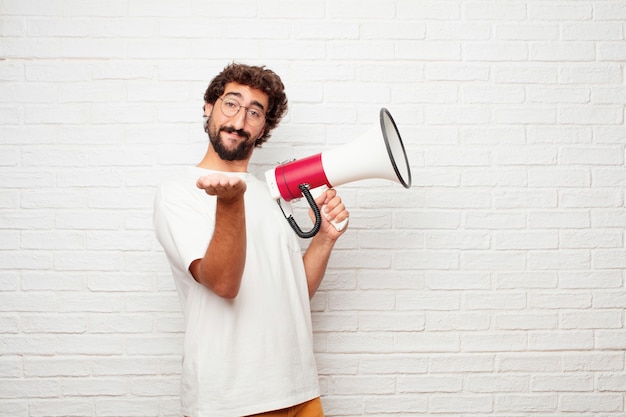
265,108,412,238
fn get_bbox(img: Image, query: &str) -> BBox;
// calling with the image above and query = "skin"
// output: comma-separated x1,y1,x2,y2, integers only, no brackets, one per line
190,82,349,299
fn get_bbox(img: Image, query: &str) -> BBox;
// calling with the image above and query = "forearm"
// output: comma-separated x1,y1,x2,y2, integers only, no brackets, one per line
190,197,246,298
302,233,336,298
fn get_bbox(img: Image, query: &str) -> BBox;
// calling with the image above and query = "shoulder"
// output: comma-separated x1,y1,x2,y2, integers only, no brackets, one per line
154,167,211,210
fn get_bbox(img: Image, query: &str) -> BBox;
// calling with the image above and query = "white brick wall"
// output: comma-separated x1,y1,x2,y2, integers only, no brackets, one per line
1,0,625,416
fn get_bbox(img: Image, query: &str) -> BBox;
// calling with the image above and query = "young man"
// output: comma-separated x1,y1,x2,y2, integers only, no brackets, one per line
153,63,349,417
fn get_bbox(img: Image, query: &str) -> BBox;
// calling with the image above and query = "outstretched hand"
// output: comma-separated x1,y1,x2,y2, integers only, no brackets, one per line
196,174,247,203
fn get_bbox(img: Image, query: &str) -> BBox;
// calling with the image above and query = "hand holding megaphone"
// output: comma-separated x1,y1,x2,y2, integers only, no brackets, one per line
265,108,411,238
310,185,349,232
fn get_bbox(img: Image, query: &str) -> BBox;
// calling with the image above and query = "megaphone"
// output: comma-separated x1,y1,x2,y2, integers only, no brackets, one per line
265,108,412,238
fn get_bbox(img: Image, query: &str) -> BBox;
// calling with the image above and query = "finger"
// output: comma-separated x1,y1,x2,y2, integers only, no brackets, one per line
323,188,337,204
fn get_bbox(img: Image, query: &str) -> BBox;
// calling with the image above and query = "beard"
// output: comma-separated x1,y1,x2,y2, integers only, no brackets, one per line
205,117,256,162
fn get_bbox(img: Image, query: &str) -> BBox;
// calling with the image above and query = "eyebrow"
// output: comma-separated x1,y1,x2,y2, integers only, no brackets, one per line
223,91,266,111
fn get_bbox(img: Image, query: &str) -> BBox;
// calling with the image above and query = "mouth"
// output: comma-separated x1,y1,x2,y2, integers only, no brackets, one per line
221,126,250,142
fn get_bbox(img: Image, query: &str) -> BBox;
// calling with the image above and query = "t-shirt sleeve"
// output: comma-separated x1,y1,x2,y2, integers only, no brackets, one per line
153,180,214,278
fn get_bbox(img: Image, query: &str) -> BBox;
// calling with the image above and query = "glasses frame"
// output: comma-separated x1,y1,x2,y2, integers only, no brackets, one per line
217,96,266,127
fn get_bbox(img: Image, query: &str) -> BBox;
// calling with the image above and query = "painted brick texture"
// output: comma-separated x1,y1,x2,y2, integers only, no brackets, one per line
1,1,625,416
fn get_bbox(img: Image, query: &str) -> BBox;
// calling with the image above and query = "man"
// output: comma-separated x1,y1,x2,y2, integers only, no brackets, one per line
153,63,349,417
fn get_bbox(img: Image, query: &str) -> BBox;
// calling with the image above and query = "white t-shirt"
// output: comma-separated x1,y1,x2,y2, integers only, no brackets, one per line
153,167,320,417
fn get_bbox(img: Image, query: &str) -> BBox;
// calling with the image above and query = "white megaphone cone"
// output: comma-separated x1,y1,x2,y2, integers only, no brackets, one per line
265,108,411,238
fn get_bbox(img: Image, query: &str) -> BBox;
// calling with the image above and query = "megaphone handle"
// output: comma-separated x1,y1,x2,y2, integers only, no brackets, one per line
310,185,348,232
279,184,322,239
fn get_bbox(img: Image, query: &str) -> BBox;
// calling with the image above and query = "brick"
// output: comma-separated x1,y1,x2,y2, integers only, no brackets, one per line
529,292,591,309
91,358,159,377
429,22,491,40
559,106,624,125
495,271,558,289
496,23,559,41
430,354,494,373
29,399,93,417
327,291,394,312
426,312,490,331
493,230,558,250
528,210,590,229
528,330,594,351
426,63,490,81
363,394,428,413
464,42,529,62
527,168,591,187
394,333,460,353
398,375,462,393
495,394,557,412
596,373,626,392
21,315,88,333
528,3,592,20
496,352,562,372
528,250,591,270
495,313,558,330
530,42,596,61
560,229,623,249
332,375,395,395
562,352,624,372
430,394,493,413
527,126,592,144
95,398,159,417
560,189,623,208
560,393,624,412
62,378,126,396
465,211,527,230
0,378,60,398
397,1,461,19
595,330,626,350
129,376,179,396
327,333,394,353
463,332,528,352
327,1,395,19
23,357,90,377
561,64,624,85
562,23,624,41
0,400,28,415
359,312,425,332
359,354,427,375
466,374,529,393
598,42,626,61
461,251,526,271
528,86,590,104
396,291,460,311
561,310,623,330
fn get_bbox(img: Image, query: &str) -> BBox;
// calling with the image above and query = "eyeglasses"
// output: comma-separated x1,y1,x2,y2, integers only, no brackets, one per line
217,96,266,127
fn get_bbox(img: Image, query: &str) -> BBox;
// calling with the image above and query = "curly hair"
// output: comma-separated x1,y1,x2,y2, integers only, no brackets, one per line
203,62,288,147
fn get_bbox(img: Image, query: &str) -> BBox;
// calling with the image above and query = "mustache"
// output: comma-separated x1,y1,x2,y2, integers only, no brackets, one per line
220,126,250,140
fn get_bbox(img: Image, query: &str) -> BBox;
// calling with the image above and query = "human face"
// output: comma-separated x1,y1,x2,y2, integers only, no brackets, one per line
204,83,268,162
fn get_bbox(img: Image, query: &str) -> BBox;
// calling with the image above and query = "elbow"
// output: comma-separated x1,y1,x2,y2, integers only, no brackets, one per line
190,259,242,299
213,283,240,299
208,274,242,299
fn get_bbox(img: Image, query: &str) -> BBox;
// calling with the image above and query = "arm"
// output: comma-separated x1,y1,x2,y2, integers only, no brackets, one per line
302,188,349,298
189,174,247,299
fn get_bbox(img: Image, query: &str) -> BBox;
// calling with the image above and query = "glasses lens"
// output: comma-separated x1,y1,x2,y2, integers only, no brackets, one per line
220,98,240,117
246,110,264,126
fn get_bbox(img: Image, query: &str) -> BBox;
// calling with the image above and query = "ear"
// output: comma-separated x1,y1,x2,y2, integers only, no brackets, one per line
204,103,213,117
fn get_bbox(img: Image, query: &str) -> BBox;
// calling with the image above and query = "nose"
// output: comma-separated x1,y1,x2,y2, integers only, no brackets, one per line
230,107,247,130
